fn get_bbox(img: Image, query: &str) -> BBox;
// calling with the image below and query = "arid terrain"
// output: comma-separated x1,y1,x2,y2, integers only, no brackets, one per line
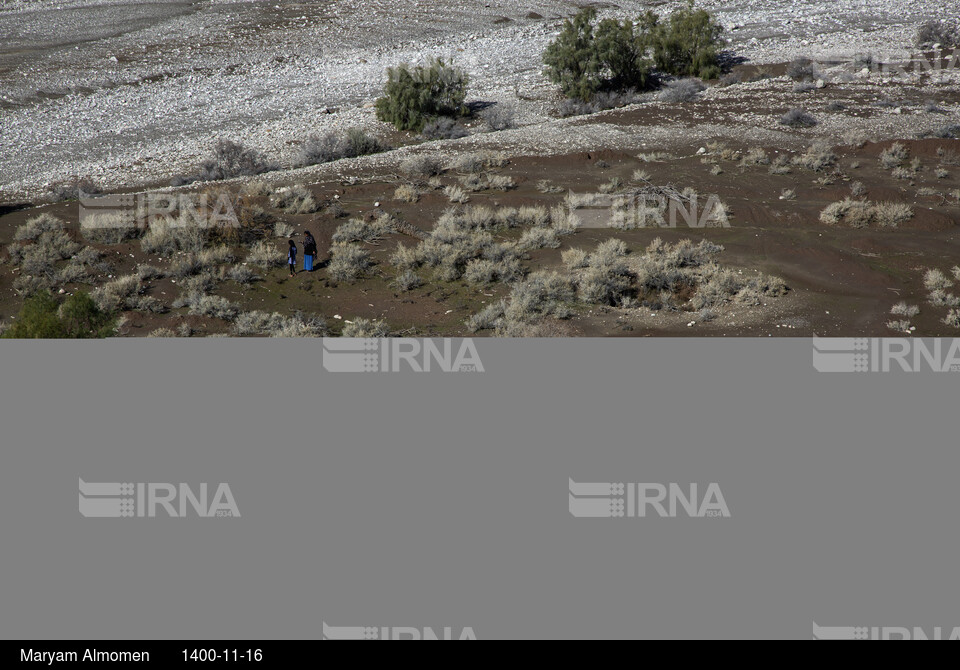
1,1,958,337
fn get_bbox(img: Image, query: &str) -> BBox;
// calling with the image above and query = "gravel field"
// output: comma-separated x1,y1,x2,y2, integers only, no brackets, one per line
0,0,956,201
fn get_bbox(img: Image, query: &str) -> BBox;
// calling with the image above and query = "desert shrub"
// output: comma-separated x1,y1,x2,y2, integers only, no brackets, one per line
169,255,203,279
562,247,590,270
481,102,517,131
59,292,116,336
341,318,389,338
198,246,234,266
421,117,469,140
887,320,912,333
198,140,275,181
445,185,470,203
12,275,52,296
185,293,239,321
659,77,705,103
270,312,328,338
928,289,960,308
233,310,287,336
246,240,285,268
394,184,420,203
919,125,960,140
793,143,837,171
297,128,390,166
147,328,177,338
916,19,960,48
229,265,258,284
936,168,950,179
740,147,770,166
241,180,273,197
786,57,818,82
140,220,207,256
850,181,866,197
518,227,560,250
781,108,817,128
503,272,576,324
390,243,420,271
91,275,142,312
879,142,909,169
401,155,444,177
872,202,914,227
891,302,920,318
944,309,960,328
466,300,507,333
273,221,295,238
768,154,792,175
391,268,423,291
269,185,319,215
487,175,516,191
46,177,102,202
327,244,372,283
819,199,912,228
375,58,469,131
332,216,394,244
780,188,797,201
14,213,64,242
924,268,953,291
136,264,165,281
80,211,141,245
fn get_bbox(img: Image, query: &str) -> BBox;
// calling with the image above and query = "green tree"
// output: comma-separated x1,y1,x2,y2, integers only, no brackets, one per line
59,291,117,338
646,1,725,79
375,59,469,132
2,291,66,339
542,3,725,102
543,8,604,102
2,290,115,339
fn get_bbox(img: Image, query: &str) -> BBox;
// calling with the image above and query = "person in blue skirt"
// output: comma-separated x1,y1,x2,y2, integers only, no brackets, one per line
303,231,317,272
288,239,297,277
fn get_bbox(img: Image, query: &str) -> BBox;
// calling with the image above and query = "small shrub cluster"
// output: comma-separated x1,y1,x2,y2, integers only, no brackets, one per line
327,244,373,283
780,108,817,128
341,318,389,338
269,185,319,215
819,199,914,228
196,140,277,182
297,128,389,167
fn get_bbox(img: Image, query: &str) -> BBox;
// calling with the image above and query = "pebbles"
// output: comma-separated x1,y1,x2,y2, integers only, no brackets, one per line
0,0,952,200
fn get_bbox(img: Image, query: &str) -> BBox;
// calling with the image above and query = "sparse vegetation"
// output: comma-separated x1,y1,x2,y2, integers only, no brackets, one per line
270,185,319,215
781,108,817,128
819,199,914,228
197,139,276,182
297,128,389,167
341,318,389,338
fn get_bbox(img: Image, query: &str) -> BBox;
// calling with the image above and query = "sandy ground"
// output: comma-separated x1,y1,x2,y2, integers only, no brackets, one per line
1,0,957,201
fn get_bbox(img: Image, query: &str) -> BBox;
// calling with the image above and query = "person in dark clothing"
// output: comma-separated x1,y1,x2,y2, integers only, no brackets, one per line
288,239,297,277
303,231,318,272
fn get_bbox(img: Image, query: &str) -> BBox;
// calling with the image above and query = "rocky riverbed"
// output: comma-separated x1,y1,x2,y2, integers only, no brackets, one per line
0,0,955,201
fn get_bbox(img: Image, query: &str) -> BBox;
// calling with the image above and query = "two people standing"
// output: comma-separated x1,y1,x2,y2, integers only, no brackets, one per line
288,231,318,278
